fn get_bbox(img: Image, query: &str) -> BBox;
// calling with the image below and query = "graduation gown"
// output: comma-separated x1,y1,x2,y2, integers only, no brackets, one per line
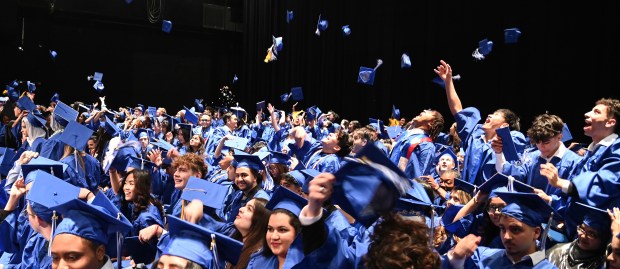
60,154,102,191
39,132,67,161
442,247,558,269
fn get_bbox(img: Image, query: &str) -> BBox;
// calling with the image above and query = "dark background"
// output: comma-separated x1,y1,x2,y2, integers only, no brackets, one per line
1,0,619,143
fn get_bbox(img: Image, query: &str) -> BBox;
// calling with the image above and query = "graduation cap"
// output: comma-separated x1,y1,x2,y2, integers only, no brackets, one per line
265,187,308,216
51,194,133,245
272,36,283,54
229,106,247,120
26,81,37,93
232,74,239,84
256,100,266,111
162,20,172,33
561,123,573,143
224,136,250,151
342,25,351,36
357,59,383,86
394,198,443,228
22,156,68,179
25,170,80,222
441,204,474,238
334,143,412,227
385,126,402,139
53,101,78,127
93,81,104,92
232,154,265,171
504,28,522,44
26,111,47,128
478,173,535,194
401,53,411,68
164,215,244,266
368,118,388,139
177,123,193,135
268,151,292,165
192,100,204,113
495,191,556,229
184,107,199,125
103,117,121,137
126,156,157,171
120,236,158,265
391,105,401,119
50,93,60,103
434,147,458,165
567,202,612,239
285,171,307,189
181,176,230,210
286,10,294,23
306,105,322,121
495,126,519,162
315,14,328,36
16,95,37,111
290,87,303,101
107,143,139,173
299,168,321,194
472,38,493,60
147,106,157,117
50,50,58,59
0,147,17,176
150,138,175,152
58,121,94,150
453,179,477,195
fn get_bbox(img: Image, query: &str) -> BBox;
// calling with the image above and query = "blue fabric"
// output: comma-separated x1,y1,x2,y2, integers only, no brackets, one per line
21,231,51,269
224,188,270,223
39,133,67,161
60,154,102,191
303,141,343,173
21,137,46,153
442,247,557,269
205,125,235,155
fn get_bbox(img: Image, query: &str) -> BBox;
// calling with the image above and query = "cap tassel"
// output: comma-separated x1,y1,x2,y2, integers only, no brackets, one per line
116,212,123,269
48,210,58,257
210,234,221,269
539,212,554,251
74,150,78,173
429,205,436,248
49,166,55,177
374,59,383,71
507,175,515,192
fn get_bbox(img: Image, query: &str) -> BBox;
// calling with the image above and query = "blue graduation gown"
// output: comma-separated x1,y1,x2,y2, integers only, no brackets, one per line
224,187,270,223
205,125,235,155
455,107,526,186
21,231,52,269
303,141,343,173
125,204,165,237
21,137,46,153
60,154,102,191
442,247,558,269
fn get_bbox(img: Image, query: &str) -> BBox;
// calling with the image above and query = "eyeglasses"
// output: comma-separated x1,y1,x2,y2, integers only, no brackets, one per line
487,205,504,214
577,225,599,239
200,119,209,122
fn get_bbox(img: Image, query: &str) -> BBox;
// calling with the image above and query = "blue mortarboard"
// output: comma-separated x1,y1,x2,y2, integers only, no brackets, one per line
5,81,20,101
53,101,78,127
93,81,104,92
233,154,265,171
230,106,247,120
181,176,229,210
401,53,411,68
52,194,132,245
441,204,474,238
504,28,522,44
355,142,408,178
453,179,477,195
265,187,307,216
256,100,266,111
164,215,244,266
162,20,172,33
224,136,250,151
26,81,37,93
22,156,68,180
286,171,306,189
334,145,412,227
561,123,573,143
106,143,139,173
150,138,175,152
126,156,157,171
50,93,60,103
147,106,157,117
93,72,103,81
473,39,493,60
368,118,388,139
434,147,458,165
184,107,199,125
385,126,402,139
177,123,193,135
358,67,376,86
58,121,94,150
478,173,535,194
300,168,321,194
137,129,149,139
286,10,294,23
290,87,303,101
16,95,37,111
103,117,121,137
568,202,611,235
194,100,204,113
315,14,328,36
272,36,283,54
280,92,291,103
342,25,351,36
50,50,58,59
26,111,47,128
269,151,292,165
495,191,555,228
395,198,443,229
495,126,519,162
391,105,401,119
0,147,17,176
26,170,80,220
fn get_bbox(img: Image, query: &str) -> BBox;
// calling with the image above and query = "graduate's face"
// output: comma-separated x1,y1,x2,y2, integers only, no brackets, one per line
200,116,211,127
235,167,257,192
123,174,136,202
482,112,507,132
436,154,456,172
607,235,620,269
156,254,189,269
499,216,540,261
351,134,367,154
51,234,105,269
21,120,28,137
189,135,201,148
534,134,561,159
267,212,296,259
487,197,506,227
139,136,149,148
584,104,615,139
321,132,340,150
576,224,602,251
173,164,195,189
234,199,256,236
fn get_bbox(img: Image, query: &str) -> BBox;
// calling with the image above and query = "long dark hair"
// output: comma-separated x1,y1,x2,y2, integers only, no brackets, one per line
227,198,270,269
120,169,164,221
261,209,302,257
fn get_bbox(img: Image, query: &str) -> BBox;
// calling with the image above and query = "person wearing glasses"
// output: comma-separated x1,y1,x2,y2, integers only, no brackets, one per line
195,114,214,142
547,202,610,269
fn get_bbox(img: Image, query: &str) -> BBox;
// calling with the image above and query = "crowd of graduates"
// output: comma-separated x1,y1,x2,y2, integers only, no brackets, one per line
1,60,620,269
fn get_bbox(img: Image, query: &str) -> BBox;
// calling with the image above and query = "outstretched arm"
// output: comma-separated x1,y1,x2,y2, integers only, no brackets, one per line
434,60,462,116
